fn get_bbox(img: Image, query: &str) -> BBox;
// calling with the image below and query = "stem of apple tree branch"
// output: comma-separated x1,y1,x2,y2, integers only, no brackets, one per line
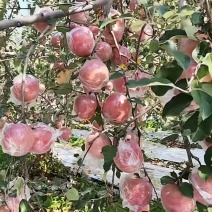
0,0,108,30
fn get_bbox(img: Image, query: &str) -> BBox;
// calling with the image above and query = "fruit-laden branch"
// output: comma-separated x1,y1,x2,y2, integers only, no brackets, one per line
0,0,108,31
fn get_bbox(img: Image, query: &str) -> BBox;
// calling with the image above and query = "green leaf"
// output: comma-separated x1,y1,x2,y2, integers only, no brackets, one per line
162,10,176,20
162,134,179,142
155,5,170,17
198,165,212,180
81,143,85,151
100,16,135,29
204,146,212,166
191,89,212,120
137,0,149,5
159,29,187,43
127,77,183,92
0,0,6,20
191,12,204,26
155,61,183,83
193,114,212,142
184,25,199,41
196,201,208,211
102,146,117,163
19,199,32,212
170,171,178,179
161,42,191,70
202,53,212,78
0,180,7,190
160,176,174,185
128,19,146,32
116,170,121,178
206,136,212,143
162,93,193,117
47,18,58,26
201,83,212,97
66,187,79,201
182,111,199,133
151,86,172,96
59,4,71,12
178,6,195,17
77,158,83,166
129,97,143,104
53,83,72,95
56,26,70,34
103,161,113,172
149,39,160,52
197,65,209,80
109,72,124,80
179,182,193,198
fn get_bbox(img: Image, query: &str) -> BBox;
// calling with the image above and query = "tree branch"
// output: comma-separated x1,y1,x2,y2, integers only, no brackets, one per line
0,0,108,30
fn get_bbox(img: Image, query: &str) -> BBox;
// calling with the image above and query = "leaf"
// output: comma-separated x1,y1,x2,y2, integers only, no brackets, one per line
126,77,180,91
19,199,32,212
182,111,199,133
59,4,71,12
178,6,195,17
66,188,79,201
191,89,212,120
193,114,212,142
162,10,176,20
56,70,73,84
0,0,6,20
77,158,83,166
191,12,204,26
160,176,174,185
161,42,191,70
81,143,85,151
109,72,124,80
102,146,117,163
129,97,143,104
149,39,160,52
162,93,193,117
179,182,193,198
137,0,149,5
201,83,212,95
116,170,121,179
159,29,187,43
202,53,212,78
0,180,7,190
100,16,135,29
128,19,146,32
162,134,179,142
197,65,209,80
196,201,208,211
56,26,70,34
155,61,183,83
151,86,172,96
204,146,212,166
170,171,178,179
53,83,72,95
198,165,212,180
184,25,199,40
103,161,113,172
155,5,170,17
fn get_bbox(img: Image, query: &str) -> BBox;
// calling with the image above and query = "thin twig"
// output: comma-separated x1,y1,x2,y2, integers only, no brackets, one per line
20,25,51,121
143,166,160,202
76,128,110,172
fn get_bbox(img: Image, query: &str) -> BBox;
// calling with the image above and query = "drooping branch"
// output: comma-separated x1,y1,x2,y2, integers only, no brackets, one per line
0,0,108,31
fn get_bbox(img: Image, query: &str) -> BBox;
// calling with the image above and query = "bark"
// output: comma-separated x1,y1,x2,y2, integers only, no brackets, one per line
0,0,108,30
